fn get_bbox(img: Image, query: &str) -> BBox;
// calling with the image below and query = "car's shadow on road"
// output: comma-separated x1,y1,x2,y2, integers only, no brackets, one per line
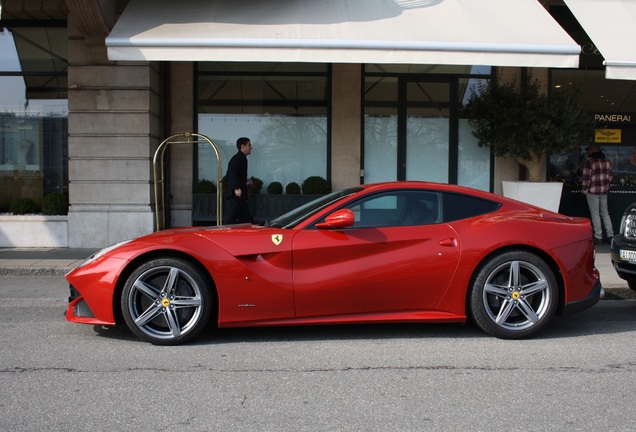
546,299,636,339
90,300,636,345
91,321,487,344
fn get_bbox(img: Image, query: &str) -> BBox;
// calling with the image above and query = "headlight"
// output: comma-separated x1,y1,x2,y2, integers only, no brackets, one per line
622,213,636,240
75,239,133,269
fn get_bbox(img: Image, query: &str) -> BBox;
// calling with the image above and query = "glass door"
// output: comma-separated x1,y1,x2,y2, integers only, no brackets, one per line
364,77,451,182
403,80,450,182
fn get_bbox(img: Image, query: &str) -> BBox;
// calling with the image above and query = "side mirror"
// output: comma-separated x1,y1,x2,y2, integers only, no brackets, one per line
315,209,355,229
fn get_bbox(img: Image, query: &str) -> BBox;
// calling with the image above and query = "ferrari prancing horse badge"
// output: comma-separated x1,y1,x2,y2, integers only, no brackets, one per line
271,234,283,246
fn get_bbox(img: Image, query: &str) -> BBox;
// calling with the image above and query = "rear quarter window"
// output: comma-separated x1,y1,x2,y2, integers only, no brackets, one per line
442,192,500,222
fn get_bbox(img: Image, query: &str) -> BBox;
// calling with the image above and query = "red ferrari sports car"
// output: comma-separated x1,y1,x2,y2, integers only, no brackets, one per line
66,181,602,345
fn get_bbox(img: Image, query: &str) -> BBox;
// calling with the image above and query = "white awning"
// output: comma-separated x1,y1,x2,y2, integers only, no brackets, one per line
564,0,636,80
106,0,580,68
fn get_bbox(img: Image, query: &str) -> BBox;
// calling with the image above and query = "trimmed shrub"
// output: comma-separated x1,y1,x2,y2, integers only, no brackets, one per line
9,197,38,215
267,181,283,194
250,176,263,194
301,176,331,194
285,182,301,194
42,192,69,215
194,179,216,194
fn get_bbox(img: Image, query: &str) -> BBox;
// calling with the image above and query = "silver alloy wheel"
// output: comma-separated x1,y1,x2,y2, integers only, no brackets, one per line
125,265,204,341
482,260,552,331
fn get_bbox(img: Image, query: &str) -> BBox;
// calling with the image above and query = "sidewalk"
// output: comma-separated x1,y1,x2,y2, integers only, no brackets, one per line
0,244,634,299
0,247,98,276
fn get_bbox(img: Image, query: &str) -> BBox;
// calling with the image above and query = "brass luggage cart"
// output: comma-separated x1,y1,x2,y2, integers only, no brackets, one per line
153,132,223,231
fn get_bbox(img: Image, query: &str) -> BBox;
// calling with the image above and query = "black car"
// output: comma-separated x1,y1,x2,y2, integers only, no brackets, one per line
611,202,636,290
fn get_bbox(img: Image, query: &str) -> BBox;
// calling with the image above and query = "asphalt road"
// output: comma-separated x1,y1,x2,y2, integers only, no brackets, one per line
2,275,636,432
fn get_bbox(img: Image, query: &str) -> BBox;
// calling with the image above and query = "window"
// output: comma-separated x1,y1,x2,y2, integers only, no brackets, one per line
0,27,68,211
341,190,440,228
197,63,329,192
441,192,500,222
458,78,491,191
363,66,491,191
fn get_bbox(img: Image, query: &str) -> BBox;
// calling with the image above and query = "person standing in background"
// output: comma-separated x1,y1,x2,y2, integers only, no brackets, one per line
223,137,254,225
582,144,614,244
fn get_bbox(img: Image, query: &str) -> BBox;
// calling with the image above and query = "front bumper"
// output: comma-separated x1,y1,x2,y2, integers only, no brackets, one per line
66,283,116,326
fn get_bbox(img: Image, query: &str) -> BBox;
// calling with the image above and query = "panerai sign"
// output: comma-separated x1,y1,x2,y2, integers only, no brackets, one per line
594,113,633,123
593,113,634,144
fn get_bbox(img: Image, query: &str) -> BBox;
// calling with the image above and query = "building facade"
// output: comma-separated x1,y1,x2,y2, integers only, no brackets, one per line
1,0,635,248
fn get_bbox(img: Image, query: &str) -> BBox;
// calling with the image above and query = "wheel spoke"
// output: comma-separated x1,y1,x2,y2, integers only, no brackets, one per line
134,279,161,301
495,298,515,324
517,298,540,324
520,280,548,297
162,267,180,296
172,296,202,308
484,283,509,297
508,261,520,288
134,303,164,327
164,308,182,338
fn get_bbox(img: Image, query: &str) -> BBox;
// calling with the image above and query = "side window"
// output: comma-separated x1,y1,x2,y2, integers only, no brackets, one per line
401,192,440,226
342,190,441,228
347,194,401,228
441,192,500,222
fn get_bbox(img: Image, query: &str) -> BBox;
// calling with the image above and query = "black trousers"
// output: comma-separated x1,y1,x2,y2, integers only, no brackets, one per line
223,196,254,225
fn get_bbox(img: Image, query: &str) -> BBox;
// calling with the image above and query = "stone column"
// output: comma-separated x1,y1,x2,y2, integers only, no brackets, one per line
331,64,362,189
66,2,160,247
168,63,195,227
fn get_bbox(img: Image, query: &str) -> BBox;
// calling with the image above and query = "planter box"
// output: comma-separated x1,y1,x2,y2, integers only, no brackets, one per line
0,215,68,247
502,181,563,213
192,194,323,224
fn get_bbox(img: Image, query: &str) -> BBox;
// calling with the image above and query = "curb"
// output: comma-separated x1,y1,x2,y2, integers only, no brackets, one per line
0,268,70,277
603,288,636,301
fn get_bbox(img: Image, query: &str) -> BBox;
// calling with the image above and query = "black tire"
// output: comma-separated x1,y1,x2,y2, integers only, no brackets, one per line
468,250,558,339
628,281,636,291
121,257,213,345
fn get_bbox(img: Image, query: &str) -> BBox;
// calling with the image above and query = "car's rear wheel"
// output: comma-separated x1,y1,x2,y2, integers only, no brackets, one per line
628,281,636,291
121,257,213,345
468,251,558,339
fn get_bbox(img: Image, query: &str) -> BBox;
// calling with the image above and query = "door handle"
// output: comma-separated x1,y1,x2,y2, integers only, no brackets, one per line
438,238,457,247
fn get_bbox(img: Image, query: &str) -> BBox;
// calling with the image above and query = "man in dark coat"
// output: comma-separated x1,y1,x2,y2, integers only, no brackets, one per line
223,137,254,224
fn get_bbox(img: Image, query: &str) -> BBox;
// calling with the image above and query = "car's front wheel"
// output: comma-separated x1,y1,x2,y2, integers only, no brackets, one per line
468,251,558,339
121,257,213,345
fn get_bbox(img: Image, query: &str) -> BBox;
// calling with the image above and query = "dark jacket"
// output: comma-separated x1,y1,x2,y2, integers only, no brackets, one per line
226,151,248,199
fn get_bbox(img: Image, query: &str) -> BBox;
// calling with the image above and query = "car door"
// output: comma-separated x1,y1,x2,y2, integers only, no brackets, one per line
291,190,461,319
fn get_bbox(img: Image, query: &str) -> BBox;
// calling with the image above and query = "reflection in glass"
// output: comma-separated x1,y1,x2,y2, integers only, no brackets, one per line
364,116,398,183
364,76,397,183
0,28,68,209
406,81,449,182
458,78,491,191
198,114,327,189
197,65,329,190
458,119,490,191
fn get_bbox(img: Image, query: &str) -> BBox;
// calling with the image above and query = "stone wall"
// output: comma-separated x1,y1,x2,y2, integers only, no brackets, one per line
66,2,159,247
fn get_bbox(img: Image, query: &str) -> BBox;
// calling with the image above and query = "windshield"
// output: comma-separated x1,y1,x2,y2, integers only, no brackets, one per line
267,187,363,228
